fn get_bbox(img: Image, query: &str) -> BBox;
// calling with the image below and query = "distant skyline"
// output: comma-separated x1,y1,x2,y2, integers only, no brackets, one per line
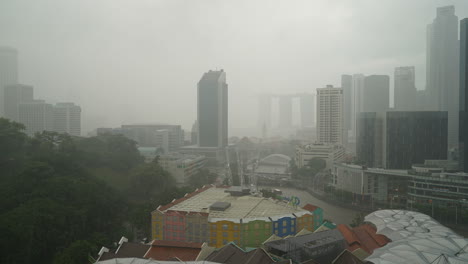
2,0,468,136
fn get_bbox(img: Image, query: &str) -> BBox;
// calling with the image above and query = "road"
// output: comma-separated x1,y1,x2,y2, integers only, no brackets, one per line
269,186,359,225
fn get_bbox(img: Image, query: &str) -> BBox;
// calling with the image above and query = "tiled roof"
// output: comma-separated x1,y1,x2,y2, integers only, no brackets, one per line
144,240,204,261
302,204,319,212
205,243,277,264
337,224,389,254
115,242,150,259
157,185,213,212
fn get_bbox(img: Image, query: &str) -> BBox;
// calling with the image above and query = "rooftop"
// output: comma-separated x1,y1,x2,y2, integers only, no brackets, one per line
157,186,312,222
144,240,204,261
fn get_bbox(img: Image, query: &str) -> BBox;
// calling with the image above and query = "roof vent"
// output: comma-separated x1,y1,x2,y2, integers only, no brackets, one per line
210,202,231,211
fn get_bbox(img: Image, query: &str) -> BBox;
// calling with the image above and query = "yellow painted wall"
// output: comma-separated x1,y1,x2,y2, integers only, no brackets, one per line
151,211,164,240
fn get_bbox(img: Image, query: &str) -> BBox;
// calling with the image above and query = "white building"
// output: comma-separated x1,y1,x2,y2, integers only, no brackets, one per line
159,153,206,186
295,143,345,169
19,100,54,136
53,102,81,136
0,46,18,117
316,85,344,145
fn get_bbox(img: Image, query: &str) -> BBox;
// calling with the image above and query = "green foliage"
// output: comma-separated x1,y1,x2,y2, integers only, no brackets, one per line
53,240,98,264
350,213,365,227
291,158,326,186
188,168,218,188
0,120,189,264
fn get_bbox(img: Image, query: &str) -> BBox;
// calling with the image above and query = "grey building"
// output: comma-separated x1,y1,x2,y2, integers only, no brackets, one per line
53,102,81,136
356,111,448,169
362,75,390,113
356,112,384,168
394,67,417,111
278,95,293,129
4,84,33,121
460,18,468,172
386,111,448,169
341,74,353,131
19,100,54,136
426,6,459,149
197,70,228,147
299,94,315,128
0,47,18,117
120,124,184,153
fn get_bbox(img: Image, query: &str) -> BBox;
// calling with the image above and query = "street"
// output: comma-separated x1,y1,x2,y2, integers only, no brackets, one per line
271,187,359,225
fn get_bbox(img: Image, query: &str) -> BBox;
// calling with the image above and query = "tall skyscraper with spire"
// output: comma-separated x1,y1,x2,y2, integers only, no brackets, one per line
426,5,459,149
0,47,18,117
197,69,228,148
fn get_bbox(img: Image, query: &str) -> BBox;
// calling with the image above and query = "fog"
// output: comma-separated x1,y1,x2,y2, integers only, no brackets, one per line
1,0,468,136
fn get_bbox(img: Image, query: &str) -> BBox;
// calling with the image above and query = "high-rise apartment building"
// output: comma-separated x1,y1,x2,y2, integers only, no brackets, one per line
460,18,468,172
426,5,459,149
197,70,228,147
4,84,33,121
53,102,81,136
258,94,272,130
0,47,18,116
316,85,343,145
18,100,54,136
394,67,417,111
362,75,390,113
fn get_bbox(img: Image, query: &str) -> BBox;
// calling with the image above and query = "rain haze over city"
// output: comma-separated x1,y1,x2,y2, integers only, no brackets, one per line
1,1,468,264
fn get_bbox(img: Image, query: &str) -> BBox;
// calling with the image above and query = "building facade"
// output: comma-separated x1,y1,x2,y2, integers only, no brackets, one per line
120,124,184,153
362,75,390,113
394,67,417,111
356,111,448,170
53,102,81,136
460,18,468,172
4,84,33,121
295,143,345,169
316,85,344,145
151,186,322,249
18,100,54,135
197,70,228,148
385,111,447,169
159,153,206,186
426,6,459,149
0,46,18,117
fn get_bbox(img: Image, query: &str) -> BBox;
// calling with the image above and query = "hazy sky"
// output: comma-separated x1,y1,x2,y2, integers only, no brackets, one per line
2,0,468,136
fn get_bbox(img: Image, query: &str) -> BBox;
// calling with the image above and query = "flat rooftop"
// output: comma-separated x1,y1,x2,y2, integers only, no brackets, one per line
161,187,310,222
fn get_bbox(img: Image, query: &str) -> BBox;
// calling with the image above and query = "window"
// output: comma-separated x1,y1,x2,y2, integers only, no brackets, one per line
283,228,286,233
222,224,228,230
283,222,287,227
234,232,238,237
223,239,228,245
254,223,259,229
233,225,238,230
265,224,269,229
222,232,228,237
274,223,278,228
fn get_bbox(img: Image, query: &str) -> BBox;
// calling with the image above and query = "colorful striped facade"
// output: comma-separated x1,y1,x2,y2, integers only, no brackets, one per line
151,186,324,248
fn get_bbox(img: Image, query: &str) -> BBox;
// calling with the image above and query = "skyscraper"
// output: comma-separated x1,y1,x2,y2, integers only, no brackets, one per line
362,75,390,113
426,6,459,149
356,111,448,169
299,94,315,127
19,100,54,136
258,94,271,131
4,84,33,121
394,67,417,111
278,95,293,128
197,69,228,147
460,18,468,172
53,102,81,136
0,47,18,117
351,74,365,139
341,75,353,131
316,85,343,145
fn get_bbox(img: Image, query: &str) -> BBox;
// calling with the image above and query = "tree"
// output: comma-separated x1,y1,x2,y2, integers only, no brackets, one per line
188,168,218,188
53,240,97,264
128,159,175,200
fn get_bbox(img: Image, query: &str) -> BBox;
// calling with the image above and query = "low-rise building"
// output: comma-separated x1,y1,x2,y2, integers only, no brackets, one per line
296,143,344,169
151,186,322,249
159,153,206,186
